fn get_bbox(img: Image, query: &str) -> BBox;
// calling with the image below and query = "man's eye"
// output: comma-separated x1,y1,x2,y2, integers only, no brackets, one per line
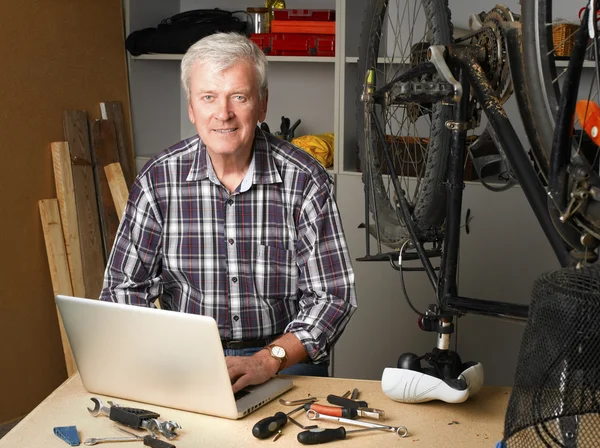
235,95,246,101
203,95,213,101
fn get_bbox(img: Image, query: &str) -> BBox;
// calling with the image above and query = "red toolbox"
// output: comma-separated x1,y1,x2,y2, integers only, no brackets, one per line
250,33,270,51
250,33,335,57
271,33,335,56
273,9,335,21
270,20,335,35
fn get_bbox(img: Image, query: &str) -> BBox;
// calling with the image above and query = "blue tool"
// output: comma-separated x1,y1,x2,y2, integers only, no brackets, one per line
53,425,81,446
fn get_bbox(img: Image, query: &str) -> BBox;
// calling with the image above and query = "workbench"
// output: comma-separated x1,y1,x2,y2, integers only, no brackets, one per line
0,373,510,447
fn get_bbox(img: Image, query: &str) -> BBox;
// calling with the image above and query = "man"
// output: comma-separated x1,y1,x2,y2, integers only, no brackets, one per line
100,32,357,393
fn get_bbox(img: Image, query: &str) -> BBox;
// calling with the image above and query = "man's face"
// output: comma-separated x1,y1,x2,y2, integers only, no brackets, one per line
187,59,267,159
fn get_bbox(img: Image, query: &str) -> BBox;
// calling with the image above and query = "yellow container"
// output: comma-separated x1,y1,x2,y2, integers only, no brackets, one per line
265,0,286,29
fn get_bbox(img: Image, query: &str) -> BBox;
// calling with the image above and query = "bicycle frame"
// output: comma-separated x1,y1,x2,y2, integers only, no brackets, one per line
363,21,592,321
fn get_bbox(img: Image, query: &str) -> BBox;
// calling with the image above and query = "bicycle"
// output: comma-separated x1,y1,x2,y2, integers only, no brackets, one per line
356,0,600,404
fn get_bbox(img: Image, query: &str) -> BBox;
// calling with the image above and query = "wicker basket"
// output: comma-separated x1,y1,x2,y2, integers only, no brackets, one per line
552,22,579,57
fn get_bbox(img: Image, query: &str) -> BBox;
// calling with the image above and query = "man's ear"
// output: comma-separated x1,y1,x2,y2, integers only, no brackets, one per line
259,89,268,123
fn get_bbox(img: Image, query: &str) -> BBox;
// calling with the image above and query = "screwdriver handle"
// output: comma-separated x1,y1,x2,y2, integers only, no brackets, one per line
142,435,176,448
297,427,347,445
252,412,288,439
309,403,357,419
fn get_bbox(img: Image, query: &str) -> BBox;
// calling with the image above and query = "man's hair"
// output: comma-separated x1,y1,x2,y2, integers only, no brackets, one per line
181,32,268,101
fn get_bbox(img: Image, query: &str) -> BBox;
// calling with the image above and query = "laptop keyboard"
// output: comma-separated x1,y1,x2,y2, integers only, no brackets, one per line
234,389,251,401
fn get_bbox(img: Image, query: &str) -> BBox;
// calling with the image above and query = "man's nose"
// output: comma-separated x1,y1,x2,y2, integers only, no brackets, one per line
215,99,232,121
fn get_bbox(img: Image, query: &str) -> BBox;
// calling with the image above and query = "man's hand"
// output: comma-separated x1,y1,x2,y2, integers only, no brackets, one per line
226,349,279,393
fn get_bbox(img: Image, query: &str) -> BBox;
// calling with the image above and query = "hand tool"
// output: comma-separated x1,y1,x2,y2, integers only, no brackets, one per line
88,398,160,428
307,390,350,400
305,403,382,420
297,426,396,444
88,398,181,440
350,388,359,400
326,394,368,409
278,397,317,406
84,428,175,447
306,410,408,437
118,428,176,448
252,403,315,439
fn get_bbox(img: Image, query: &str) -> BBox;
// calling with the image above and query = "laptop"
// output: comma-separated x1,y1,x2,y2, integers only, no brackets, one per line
55,295,293,419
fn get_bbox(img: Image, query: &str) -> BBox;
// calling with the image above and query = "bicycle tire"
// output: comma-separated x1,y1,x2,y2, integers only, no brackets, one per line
357,0,453,246
521,0,560,175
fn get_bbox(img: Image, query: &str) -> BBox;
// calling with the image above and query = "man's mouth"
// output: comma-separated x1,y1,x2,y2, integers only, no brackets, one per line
214,128,237,134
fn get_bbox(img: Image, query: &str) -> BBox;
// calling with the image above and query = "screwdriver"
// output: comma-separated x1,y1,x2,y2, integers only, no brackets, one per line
252,403,306,439
297,427,385,444
305,403,382,419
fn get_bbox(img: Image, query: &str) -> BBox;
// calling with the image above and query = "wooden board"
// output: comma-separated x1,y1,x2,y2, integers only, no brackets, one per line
104,163,129,219
90,119,120,258
63,110,105,299
101,101,134,188
38,199,77,377
50,142,85,298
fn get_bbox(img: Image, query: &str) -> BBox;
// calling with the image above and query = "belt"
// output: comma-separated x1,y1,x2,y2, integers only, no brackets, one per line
221,337,277,350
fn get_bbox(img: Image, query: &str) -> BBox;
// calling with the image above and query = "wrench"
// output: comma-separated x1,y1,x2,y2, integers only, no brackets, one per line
88,398,181,439
87,398,112,417
306,410,408,437
84,435,138,445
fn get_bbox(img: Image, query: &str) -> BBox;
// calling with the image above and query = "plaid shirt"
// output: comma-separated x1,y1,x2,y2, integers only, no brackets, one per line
100,129,357,363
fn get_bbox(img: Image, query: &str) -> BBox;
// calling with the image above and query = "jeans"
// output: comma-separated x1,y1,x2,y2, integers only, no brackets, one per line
224,347,329,377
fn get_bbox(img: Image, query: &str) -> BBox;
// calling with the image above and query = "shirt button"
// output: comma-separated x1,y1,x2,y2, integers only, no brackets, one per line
227,199,234,205
228,238,234,245
233,315,239,321
232,277,238,283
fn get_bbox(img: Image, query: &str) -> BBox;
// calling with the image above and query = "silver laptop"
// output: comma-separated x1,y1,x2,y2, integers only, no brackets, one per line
55,295,293,419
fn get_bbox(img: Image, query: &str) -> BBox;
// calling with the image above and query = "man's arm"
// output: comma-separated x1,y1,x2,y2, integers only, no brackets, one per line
226,333,307,393
100,177,163,305
285,178,357,362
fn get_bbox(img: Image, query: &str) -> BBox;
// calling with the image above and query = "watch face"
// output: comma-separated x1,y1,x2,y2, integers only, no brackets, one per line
272,346,286,358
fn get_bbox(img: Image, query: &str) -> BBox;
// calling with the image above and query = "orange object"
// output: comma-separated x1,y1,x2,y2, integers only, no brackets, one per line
576,100,600,145
270,19,335,34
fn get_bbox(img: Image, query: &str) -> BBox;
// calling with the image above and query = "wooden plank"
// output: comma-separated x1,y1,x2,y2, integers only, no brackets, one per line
38,199,77,377
51,142,85,298
63,110,105,299
104,163,129,219
101,101,134,189
90,119,120,258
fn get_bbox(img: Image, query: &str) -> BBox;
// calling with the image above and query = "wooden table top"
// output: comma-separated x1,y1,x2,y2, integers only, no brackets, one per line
0,373,510,447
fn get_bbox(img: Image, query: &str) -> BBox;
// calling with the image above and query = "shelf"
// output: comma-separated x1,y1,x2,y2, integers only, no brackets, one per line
346,56,409,64
132,54,335,63
555,59,596,68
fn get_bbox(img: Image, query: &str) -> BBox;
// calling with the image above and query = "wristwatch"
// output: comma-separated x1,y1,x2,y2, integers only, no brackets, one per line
264,344,288,372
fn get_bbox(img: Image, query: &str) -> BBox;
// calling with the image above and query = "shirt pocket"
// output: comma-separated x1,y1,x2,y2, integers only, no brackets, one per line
253,244,298,300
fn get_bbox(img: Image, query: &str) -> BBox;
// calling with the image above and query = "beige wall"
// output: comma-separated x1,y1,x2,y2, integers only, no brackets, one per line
0,0,131,423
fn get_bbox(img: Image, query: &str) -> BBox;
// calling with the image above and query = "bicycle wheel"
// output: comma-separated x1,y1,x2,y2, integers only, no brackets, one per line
521,0,561,175
357,0,453,247
523,2,600,245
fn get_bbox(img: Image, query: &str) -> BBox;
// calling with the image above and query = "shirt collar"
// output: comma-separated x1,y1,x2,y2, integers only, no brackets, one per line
186,128,282,187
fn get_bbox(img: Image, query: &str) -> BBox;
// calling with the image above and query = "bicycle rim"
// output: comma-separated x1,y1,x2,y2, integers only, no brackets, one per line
523,1,600,244
357,0,453,247
521,0,560,173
